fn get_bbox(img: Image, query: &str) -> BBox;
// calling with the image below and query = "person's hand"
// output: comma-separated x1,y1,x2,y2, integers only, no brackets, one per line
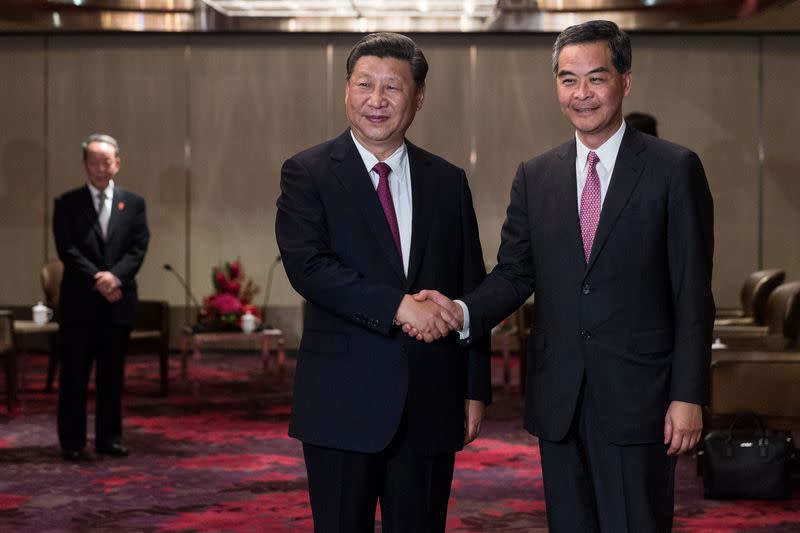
94,271,119,294
464,399,485,445
104,287,123,303
664,400,703,455
395,294,458,343
401,290,464,341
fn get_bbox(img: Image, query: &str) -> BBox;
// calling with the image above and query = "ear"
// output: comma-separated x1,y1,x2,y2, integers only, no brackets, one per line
622,71,632,97
415,85,425,111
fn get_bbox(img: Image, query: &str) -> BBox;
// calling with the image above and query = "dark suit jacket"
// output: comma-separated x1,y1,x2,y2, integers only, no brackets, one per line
276,130,491,455
53,184,149,327
463,127,715,445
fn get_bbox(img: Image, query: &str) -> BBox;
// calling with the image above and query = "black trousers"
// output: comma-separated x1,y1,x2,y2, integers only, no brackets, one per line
538,382,677,533
302,412,456,533
57,324,130,451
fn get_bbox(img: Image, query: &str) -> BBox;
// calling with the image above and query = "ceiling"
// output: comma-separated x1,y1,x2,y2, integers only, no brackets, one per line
0,0,796,32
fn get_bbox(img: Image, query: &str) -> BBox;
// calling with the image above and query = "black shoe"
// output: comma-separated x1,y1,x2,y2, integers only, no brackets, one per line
61,448,90,462
95,443,130,457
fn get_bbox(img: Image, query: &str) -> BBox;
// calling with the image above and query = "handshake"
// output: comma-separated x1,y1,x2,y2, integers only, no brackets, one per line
395,290,465,343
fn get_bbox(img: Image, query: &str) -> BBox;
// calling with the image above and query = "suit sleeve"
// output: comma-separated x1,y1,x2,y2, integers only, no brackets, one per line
110,195,150,285
667,150,715,405
275,157,405,336
458,172,492,405
53,195,100,285
462,162,536,339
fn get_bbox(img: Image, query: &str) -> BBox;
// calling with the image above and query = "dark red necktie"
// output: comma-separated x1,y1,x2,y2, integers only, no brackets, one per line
373,162,402,258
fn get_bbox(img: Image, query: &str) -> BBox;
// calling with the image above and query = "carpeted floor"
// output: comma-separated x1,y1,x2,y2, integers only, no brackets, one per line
1,350,799,532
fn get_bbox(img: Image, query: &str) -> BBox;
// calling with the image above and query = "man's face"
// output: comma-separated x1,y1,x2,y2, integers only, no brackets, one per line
345,55,424,159
555,41,631,149
83,141,120,190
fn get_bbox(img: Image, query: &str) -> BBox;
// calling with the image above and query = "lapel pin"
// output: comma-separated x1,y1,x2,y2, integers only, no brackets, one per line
117,201,125,210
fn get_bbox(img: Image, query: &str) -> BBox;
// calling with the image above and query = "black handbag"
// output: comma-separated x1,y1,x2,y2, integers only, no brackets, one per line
702,411,793,499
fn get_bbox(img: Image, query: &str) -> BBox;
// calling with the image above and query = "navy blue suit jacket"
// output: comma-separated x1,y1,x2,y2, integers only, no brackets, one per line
463,127,715,445
276,130,491,455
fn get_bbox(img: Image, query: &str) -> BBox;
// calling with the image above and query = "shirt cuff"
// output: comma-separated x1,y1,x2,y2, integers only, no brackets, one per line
454,299,470,340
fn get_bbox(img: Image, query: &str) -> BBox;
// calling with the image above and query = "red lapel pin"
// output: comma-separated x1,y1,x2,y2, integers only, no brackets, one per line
117,202,125,210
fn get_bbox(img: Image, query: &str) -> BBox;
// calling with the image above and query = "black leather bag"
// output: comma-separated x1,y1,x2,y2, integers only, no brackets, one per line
702,411,793,499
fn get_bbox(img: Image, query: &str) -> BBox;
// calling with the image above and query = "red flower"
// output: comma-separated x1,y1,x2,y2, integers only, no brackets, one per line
208,293,242,315
226,281,241,296
228,261,241,279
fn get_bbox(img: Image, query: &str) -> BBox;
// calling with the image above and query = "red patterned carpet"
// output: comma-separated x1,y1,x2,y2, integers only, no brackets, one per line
1,351,799,532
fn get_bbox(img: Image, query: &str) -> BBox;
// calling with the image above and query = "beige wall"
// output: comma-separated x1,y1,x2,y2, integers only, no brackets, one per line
1,32,799,346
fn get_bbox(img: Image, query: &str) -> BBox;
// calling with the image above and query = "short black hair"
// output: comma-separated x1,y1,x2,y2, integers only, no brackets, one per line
626,112,658,137
82,133,120,160
346,32,428,88
552,20,632,76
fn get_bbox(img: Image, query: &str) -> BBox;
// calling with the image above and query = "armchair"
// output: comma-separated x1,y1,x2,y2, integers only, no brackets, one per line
715,268,784,325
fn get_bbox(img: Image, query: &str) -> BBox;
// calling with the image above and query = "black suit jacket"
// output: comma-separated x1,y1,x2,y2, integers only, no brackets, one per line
276,130,491,455
53,184,149,327
463,127,714,445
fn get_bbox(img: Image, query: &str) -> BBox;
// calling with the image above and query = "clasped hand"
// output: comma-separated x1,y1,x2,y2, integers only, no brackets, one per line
395,290,463,343
94,271,122,303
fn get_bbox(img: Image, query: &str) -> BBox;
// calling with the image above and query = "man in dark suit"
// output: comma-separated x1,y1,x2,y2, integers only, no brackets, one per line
54,133,149,461
275,33,491,532
409,21,714,532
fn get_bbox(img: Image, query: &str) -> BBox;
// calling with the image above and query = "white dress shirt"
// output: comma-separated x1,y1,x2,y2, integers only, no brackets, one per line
88,179,115,239
351,132,413,275
575,121,626,210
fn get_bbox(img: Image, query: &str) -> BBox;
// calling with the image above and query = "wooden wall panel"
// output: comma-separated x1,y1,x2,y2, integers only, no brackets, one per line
0,36,46,306
47,35,188,303
762,36,800,283
188,34,329,323
472,34,574,269
627,35,760,307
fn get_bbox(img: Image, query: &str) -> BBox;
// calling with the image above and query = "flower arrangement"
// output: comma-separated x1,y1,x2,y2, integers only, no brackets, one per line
200,259,261,330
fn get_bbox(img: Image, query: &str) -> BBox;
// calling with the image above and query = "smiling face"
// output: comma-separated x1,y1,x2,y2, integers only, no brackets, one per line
556,41,631,149
83,141,120,190
345,55,424,160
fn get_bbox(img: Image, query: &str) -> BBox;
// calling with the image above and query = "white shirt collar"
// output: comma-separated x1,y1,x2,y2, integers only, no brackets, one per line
350,131,408,180
576,121,626,175
88,179,115,200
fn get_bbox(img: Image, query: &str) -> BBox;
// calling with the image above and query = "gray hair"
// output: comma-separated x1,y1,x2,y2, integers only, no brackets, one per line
82,133,120,160
552,20,632,76
346,32,428,89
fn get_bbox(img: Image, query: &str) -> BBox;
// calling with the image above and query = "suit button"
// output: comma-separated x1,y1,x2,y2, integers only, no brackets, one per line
582,283,591,295
579,330,591,341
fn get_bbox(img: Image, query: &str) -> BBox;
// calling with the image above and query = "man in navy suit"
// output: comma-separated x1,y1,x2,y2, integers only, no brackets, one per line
410,21,714,532
275,33,491,532
54,134,149,461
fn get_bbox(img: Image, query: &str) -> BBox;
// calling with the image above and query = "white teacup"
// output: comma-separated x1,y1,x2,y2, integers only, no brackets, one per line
240,311,257,333
32,301,53,325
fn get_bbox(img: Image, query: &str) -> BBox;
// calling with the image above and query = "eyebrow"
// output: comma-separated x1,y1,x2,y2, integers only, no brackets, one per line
557,66,610,78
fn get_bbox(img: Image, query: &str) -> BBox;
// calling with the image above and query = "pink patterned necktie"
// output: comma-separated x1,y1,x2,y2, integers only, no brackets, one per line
580,151,601,262
373,162,402,258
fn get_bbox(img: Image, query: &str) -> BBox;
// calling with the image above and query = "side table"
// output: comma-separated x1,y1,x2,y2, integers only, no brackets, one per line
180,328,286,390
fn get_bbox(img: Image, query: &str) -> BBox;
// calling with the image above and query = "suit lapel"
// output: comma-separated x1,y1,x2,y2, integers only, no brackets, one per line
555,141,585,266
105,188,123,243
405,141,437,290
82,185,105,244
585,127,645,274
330,131,405,282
